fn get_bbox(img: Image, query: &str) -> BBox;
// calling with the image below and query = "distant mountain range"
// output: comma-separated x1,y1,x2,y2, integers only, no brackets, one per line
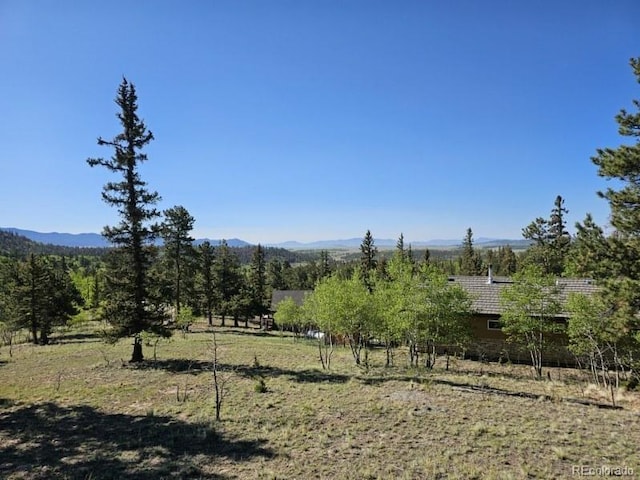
1,227,531,250
0,228,250,248
269,237,531,249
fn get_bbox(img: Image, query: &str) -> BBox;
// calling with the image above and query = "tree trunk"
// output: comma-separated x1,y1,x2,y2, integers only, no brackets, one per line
131,336,144,363
208,311,212,326
31,322,38,345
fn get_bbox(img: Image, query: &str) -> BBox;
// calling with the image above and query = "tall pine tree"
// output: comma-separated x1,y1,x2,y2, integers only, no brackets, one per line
359,230,377,292
160,205,196,315
247,244,269,321
87,78,167,362
458,228,482,275
589,57,640,372
521,195,571,276
198,240,216,326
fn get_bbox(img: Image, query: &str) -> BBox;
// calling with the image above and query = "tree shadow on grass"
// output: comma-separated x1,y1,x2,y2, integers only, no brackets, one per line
129,359,351,384
360,374,622,409
51,331,103,345
0,402,274,479
233,364,351,384
128,359,213,374
223,329,277,338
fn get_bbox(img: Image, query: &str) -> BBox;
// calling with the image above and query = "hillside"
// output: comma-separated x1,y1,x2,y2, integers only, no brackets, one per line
0,231,108,257
0,321,638,479
0,230,316,264
1,228,252,249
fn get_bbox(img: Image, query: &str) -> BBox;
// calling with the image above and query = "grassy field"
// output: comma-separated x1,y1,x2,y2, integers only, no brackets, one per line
1,320,639,479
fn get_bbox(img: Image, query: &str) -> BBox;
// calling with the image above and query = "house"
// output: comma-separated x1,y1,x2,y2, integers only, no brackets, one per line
447,271,599,366
270,273,598,366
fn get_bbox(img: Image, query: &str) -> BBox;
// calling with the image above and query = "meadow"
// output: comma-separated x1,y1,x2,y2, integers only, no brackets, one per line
1,320,638,479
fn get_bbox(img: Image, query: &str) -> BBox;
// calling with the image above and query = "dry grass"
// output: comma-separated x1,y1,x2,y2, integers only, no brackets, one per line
1,319,639,479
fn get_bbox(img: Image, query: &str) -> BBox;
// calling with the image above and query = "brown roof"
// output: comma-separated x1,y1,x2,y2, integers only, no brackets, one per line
448,275,599,317
270,290,311,310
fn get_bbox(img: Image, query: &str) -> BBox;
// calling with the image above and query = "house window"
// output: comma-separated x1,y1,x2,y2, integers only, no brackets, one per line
487,319,502,331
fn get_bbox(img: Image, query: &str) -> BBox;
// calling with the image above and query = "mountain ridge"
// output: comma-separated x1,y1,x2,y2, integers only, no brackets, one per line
1,227,530,250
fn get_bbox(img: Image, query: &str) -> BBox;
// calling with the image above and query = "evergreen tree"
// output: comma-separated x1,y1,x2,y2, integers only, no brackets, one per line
565,214,611,279
87,78,167,362
14,254,49,344
588,57,640,376
212,240,243,327
521,195,570,275
12,255,82,345
247,244,269,321
359,230,377,292
160,205,196,315
423,248,431,264
458,228,482,275
395,233,405,262
266,258,287,290
318,250,332,279
497,245,518,276
198,241,216,325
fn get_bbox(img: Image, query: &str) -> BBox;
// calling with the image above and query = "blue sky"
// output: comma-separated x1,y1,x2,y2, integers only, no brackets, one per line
1,1,638,244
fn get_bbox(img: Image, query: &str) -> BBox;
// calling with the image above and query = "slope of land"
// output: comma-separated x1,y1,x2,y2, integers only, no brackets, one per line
0,320,637,479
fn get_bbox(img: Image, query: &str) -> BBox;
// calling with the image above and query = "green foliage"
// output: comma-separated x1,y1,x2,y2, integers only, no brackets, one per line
10,254,83,345
499,265,564,377
175,305,195,337
308,272,375,366
565,214,612,278
359,230,377,292
566,294,615,358
585,57,640,381
458,228,482,275
383,259,472,368
273,297,305,334
160,205,197,314
303,255,472,370
86,78,169,361
521,195,570,276
212,240,244,327
247,245,269,319
197,241,216,325
254,378,268,393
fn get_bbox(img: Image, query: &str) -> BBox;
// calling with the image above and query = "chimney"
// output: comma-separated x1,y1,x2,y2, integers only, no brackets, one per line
486,264,493,285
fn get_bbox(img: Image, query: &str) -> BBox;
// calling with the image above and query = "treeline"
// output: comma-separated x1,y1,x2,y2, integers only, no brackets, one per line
0,255,83,346
0,230,316,265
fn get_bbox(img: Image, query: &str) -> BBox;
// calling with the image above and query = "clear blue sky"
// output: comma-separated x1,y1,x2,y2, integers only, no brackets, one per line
1,1,638,244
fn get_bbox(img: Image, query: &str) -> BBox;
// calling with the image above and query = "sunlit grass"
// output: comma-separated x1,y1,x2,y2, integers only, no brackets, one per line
0,319,639,479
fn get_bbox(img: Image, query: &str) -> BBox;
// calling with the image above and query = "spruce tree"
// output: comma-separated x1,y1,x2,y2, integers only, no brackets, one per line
318,250,332,279
87,78,167,362
521,195,571,275
247,244,268,321
212,240,243,327
359,230,377,292
160,205,196,315
458,228,482,275
589,57,640,368
198,240,216,326
395,233,405,262
13,255,82,345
